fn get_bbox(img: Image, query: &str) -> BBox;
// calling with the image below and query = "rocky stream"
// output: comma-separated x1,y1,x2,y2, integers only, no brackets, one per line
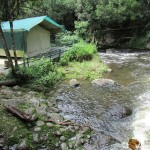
0,50,150,150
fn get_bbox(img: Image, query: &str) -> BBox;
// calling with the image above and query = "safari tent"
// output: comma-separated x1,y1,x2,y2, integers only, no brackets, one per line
0,16,64,57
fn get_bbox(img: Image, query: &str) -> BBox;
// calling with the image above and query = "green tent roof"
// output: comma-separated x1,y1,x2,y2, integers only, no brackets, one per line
1,16,65,33
0,16,66,51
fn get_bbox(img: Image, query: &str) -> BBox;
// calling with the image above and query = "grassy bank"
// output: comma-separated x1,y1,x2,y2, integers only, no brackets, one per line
0,41,108,90
58,54,108,80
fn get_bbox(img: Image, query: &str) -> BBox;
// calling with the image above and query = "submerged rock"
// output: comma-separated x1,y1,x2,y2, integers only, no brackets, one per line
91,78,116,87
84,132,116,150
69,79,80,87
105,104,132,120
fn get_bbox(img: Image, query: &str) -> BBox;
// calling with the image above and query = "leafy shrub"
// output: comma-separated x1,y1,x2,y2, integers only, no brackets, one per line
74,21,89,39
14,58,63,89
55,21,88,46
55,32,81,46
0,74,6,81
60,41,97,65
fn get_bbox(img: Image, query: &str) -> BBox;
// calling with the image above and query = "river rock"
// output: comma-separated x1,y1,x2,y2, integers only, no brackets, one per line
47,113,64,123
33,133,39,142
34,127,41,132
84,133,116,150
91,78,116,87
60,142,68,150
69,79,80,87
68,142,73,149
60,136,66,142
36,121,45,126
106,104,132,120
50,107,61,113
36,106,47,116
46,122,54,127
12,85,20,90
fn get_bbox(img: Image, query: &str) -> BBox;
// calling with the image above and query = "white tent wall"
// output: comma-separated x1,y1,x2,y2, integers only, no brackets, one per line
27,25,51,57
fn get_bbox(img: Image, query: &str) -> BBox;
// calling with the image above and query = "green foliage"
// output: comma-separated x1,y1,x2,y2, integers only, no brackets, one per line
74,21,89,39
0,74,6,81
14,58,63,90
60,41,97,65
55,21,88,46
96,0,140,23
55,32,81,46
122,31,150,49
59,54,108,80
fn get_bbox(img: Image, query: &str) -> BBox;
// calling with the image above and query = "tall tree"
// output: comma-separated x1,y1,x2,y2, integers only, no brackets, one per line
0,0,28,71
0,0,15,71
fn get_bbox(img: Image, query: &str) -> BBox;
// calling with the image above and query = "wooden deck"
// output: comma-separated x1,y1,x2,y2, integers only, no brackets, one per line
0,47,69,68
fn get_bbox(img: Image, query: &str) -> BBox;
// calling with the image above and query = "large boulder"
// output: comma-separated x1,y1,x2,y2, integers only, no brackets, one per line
104,104,132,120
91,78,116,87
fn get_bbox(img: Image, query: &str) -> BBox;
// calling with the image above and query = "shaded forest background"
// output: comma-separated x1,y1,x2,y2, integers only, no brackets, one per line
1,0,150,50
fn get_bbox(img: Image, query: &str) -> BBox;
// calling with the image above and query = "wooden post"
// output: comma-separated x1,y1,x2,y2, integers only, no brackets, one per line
58,49,61,61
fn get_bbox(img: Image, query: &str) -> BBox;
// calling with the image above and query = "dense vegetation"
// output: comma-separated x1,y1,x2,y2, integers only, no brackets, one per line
20,0,150,50
11,58,64,91
1,0,150,55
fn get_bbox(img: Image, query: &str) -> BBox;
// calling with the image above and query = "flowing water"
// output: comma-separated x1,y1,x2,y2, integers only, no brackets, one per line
52,51,150,149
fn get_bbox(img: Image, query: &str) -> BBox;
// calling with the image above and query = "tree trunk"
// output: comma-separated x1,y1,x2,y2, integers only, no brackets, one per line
0,23,14,71
9,20,18,67
0,79,16,86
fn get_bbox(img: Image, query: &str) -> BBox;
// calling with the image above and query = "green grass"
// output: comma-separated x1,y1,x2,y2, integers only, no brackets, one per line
58,54,108,80
0,49,24,57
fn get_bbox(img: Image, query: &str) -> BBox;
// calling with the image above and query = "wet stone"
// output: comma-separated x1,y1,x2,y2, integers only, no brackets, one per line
74,139,82,148
47,101,55,107
91,78,117,87
55,131,61,136
82,127,90,133
60,142,68,150
33,133,39,142
48,113,64,122
17,91,22,95
46,122,54,127
106,104,132,120
36,121,45,126
74,126,79,130
34,127,41,132
55,142,59,148
50,107,61,113
76,133,83,139
25,108,34,115
68,142,73,149
36,106,47,116
12,85,20,90
69,79,80,87
87,135,91,139
60,136,66,142
55,96,64,102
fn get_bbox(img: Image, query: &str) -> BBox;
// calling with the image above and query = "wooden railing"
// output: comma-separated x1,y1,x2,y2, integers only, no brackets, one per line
24,46,69,67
